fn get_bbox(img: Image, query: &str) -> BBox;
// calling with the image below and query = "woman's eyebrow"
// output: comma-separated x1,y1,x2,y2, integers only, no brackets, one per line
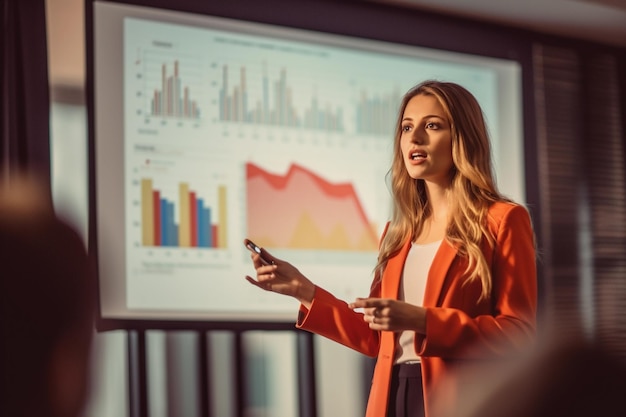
403,114,445,122
422,114,445,120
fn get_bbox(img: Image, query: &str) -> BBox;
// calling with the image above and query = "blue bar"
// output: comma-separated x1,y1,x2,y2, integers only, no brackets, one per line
206,207,213,248
160,199,168,246
197,199,207,248
169,201,178,246
172,224,178,246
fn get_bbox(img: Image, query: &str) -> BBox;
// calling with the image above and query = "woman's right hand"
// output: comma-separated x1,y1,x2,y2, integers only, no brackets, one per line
244,241,316,308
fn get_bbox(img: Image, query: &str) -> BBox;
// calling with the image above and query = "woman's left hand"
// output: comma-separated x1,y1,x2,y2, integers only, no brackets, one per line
349,297,426,333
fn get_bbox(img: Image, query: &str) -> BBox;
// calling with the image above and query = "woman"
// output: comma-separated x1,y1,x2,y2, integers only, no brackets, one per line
245,80,537,417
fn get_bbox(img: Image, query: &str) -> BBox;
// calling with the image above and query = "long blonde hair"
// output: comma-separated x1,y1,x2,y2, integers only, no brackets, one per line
375,80,507,300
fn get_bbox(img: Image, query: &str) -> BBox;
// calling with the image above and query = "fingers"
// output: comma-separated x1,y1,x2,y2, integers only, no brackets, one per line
245,275,262,288
250,252,278,269
349,297,388,309
259,247,276,265
348,298,392,329
349,298,385,318
243,239,276,265
249,252,277,272
364,307,389,329
369,306,386,320
244,275,273,291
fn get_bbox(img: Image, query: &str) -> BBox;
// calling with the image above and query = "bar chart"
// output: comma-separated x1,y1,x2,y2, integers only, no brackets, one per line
218,64,344,132
355,88,403,136
134,47,204,121
149,59,201,119
140,178,227,248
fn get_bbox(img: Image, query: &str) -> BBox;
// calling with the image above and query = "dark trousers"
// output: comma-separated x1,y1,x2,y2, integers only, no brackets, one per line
386,363,425,417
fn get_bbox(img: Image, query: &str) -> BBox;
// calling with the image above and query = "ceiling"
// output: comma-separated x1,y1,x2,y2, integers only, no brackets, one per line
369,0,626,48
46,0,626,88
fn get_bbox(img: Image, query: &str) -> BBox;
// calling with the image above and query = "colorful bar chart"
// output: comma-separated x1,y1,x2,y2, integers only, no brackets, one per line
150,60,201,119
219,64,344,132
141,179,227,248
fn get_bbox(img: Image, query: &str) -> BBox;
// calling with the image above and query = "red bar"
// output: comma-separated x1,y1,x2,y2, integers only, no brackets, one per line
153,190,161,246
211,224,218,248
190,192,198,247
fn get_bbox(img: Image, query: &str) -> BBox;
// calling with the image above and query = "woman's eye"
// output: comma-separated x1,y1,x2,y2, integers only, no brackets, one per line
425,122,438,129
402,125,412,132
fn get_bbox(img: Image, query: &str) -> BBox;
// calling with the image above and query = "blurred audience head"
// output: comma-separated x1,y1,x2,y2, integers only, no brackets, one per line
458,334,626,417
0,174,96,417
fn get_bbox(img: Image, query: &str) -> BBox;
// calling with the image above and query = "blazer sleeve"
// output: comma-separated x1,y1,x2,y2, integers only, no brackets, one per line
417,203,537,359
295,286,380,357
295,223,392,357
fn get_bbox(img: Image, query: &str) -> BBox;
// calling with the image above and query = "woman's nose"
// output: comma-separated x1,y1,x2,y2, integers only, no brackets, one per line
412,129,425,144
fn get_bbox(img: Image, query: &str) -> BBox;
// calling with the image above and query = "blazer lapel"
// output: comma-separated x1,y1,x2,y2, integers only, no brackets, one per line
381,239,411,298
423,240,458,307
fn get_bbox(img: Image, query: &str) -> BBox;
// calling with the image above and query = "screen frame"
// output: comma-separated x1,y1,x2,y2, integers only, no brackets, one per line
85,0,539,331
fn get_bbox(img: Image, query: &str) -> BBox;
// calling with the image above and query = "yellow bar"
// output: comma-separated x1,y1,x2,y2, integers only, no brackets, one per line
218,185,227,248
178,182,190,247
141,179,154,246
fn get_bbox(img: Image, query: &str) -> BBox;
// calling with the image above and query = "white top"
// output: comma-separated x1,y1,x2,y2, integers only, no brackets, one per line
394,239,441,365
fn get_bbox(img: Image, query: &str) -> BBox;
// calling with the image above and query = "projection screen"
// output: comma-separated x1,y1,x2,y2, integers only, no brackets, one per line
88,0,524,327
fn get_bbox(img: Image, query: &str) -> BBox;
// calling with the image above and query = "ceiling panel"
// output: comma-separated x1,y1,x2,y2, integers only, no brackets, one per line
370,0,626,48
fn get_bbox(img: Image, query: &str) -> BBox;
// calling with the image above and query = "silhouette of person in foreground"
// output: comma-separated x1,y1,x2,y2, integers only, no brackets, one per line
0,176,96,417
453,334,626,417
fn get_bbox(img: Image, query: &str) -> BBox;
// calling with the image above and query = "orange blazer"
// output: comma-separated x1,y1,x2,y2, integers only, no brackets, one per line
296,202,537,417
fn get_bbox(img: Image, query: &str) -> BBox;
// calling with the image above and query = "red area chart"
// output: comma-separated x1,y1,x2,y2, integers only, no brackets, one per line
246,162,379,251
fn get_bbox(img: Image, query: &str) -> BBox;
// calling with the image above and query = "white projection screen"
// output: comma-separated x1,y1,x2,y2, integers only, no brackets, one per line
87,0,525,328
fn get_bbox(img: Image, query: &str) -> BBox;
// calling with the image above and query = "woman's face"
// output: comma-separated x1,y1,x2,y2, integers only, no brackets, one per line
400,94,454,187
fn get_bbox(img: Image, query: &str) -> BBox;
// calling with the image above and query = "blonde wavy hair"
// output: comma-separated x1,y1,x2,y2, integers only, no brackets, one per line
375,80,508,301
